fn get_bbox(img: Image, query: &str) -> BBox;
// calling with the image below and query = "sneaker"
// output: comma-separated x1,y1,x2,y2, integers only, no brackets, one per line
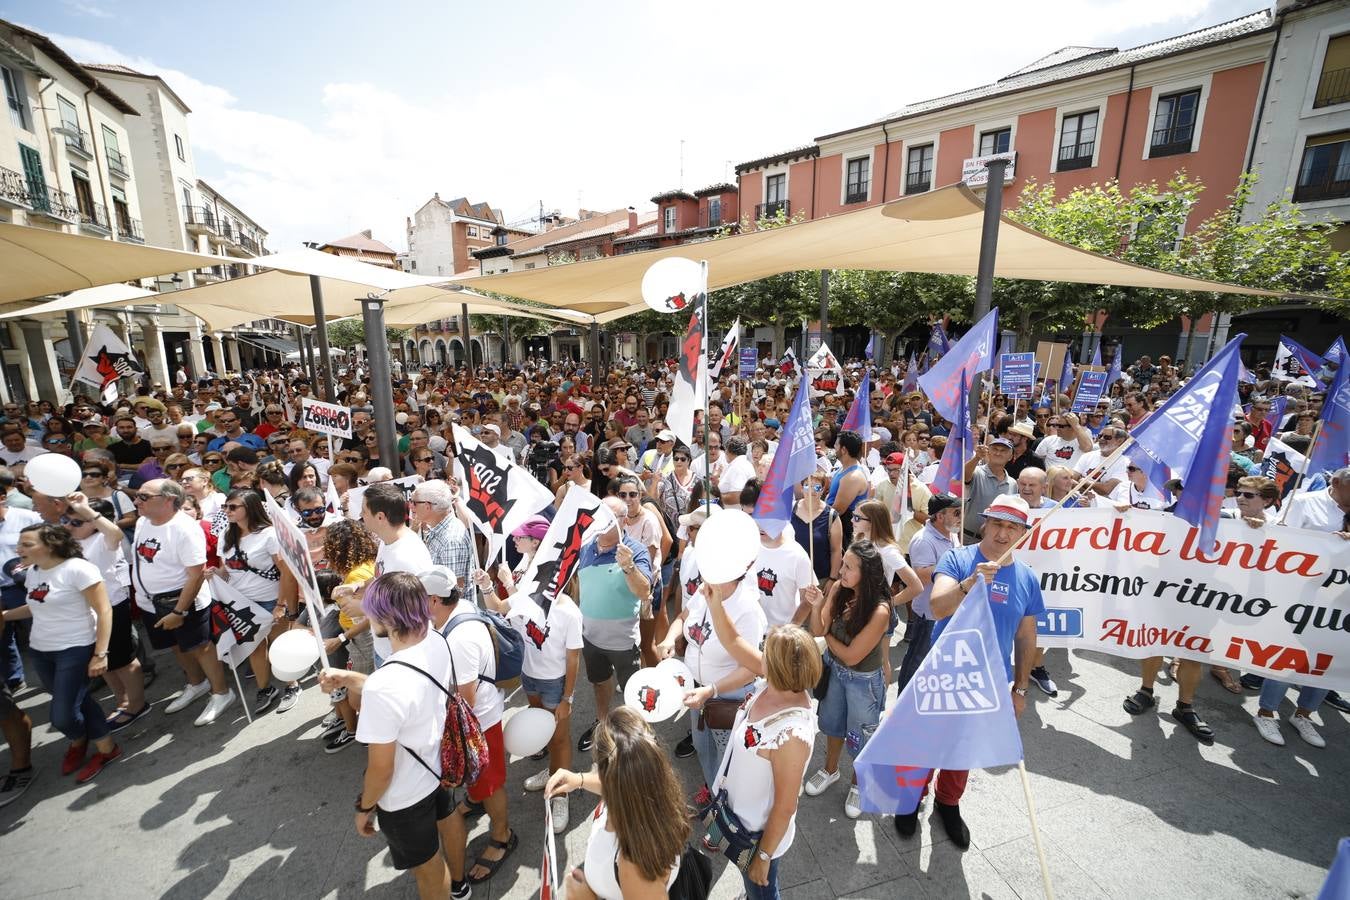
675,732,696,759
324,727,357,754
1289,715,1326,748
165,680,211,714
61,742,87,776
194,689,237,726
844,785,862,819
935,801,970,850
0,768,36,807
75,744,121,784
275,684,301,714
1029,666,1058,698
1324,691,1350,713
450,879,471,900
1239,673,1264,691
254,685,280,714
577,720,597,753
550,795,569,833
1253,713,1285,746
803,768,840,797
523,768,550,792
318,710,343,736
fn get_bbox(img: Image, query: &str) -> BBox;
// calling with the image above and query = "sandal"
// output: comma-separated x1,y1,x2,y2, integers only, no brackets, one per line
1123,689,1156,715
1172,704,1215,744
467,830,518,884
1210,668,1242,694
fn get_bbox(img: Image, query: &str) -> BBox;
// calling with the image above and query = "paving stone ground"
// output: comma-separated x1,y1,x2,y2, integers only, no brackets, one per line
2,639,1346,899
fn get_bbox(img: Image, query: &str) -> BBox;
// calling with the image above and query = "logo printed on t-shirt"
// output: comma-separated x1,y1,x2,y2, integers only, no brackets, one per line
524,619,549,650
687,620,711,647
1055,446,1073,459
756,567,779,596
684,576,700,596
136,537,162,563
744,724,762,748
989,579,1010,604
28,582,49,603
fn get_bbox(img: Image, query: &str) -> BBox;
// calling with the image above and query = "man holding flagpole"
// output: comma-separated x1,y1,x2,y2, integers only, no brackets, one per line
901,494,1044,848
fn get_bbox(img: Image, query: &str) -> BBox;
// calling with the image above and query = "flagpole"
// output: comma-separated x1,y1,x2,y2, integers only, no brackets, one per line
233,665,254,724
1276,420,1322,525
1017,760,1056,900
701,260,711,515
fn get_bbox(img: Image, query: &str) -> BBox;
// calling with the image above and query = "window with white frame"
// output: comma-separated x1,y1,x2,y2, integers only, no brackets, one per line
845,156,870,203
1057,111,1098,171
706,196,722,227
663,206,676,232
467,225,478,237
1150,89,1200,158
979,127,1011,156
175,134,186,161
906,144,934,193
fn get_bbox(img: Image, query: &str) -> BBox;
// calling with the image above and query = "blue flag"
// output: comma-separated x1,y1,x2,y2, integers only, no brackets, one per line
842,371,871,437
1309,345,1350,475
1105,341,1123,390
1264,395,1289,431
1131,334,1247,551
1318,837,1350,900
1090,340,1102,368
855,576,1024,815
931,366,971,496
1325,336,1347,369
1238,358,1256,385
902,353,918,394
752,379,816,539
1283,335,1325,372
864,333,875,361
1058,348,1074,391
928,322,950,358
918,308,999,425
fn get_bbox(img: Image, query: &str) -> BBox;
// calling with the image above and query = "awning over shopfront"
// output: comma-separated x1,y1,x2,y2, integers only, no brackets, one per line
443,184,1294,320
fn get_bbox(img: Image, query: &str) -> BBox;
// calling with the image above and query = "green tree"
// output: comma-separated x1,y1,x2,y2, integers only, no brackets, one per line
831,270,972,356
325,319,405,350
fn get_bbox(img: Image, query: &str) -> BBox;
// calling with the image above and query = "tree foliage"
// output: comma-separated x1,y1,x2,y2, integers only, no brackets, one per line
325,319,405,350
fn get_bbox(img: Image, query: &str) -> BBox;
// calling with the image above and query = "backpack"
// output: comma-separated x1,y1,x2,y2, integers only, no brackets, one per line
444,607,525,684
387,633,490,789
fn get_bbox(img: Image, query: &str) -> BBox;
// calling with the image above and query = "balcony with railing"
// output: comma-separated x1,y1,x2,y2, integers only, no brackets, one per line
905,171,931,194
0,167,31,209
62,126,93,160
105,148,130,179
844,187,868,204
117,216,145,243
754,200,789,220
183,204,217,234
196,267,223,284
1314,67,1350,109
1293,156,1350,203
1057,140,1096,171
77,200,110,234
239,233,260,255
218,219,237,244
29,185,79,222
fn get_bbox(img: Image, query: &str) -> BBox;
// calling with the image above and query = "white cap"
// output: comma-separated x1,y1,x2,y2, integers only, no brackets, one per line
483,423,501,435
418,566,459,599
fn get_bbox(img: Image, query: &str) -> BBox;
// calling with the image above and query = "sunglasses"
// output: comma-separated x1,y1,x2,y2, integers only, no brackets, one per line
223,502,245,511
81,469,104,478
134,493,161,502
617,491,640,498
204,458,223,465
166,463,186,471
673,456,691,463
298,506,326,517
1235,490,1261,500
414,456,434,463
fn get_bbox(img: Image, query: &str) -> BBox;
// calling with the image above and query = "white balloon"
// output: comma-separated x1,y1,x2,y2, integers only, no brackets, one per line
623,667,684,723
640,257,704,314
268,629,320,682
655,658,695,693
694,508,761,584
25,453,81,498
503,707,556,758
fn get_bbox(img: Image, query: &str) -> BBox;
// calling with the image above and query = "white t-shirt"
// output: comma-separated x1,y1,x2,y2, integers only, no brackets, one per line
132,512,208,612
718,454,756,495
1035,434,1085,469
511,594,583,681
682,577,766,689
1075,449,1132,503
0,444,45,466
25,557,102,652
439,604,505,729
1282,488,1345,533
220,527,281,606
0,508,43,587
139,424,177,443
198,491,226,521
355,630,454,811
372,530,435,659
678,544,703,611
751,539,815,626
877,543,913,589
79,533,130,607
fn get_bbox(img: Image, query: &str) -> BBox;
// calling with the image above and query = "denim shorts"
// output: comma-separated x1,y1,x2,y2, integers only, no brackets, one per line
817,652,885,759
521,671,565,708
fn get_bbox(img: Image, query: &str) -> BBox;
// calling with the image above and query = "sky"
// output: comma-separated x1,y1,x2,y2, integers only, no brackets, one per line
4,0,1264,254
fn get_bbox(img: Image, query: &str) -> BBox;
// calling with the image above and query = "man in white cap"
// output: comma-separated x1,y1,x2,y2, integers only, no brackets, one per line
637,429,677,487
896,494,1045,851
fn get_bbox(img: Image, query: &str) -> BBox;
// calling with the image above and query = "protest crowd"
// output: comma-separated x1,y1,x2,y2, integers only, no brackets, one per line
0,316,1346,900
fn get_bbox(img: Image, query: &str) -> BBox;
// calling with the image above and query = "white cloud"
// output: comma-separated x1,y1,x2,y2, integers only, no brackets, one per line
48,0,1244,255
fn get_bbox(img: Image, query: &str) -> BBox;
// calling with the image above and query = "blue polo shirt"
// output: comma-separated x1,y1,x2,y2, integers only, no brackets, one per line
207,432,266,452
577,535,652,651
932,544,1045,680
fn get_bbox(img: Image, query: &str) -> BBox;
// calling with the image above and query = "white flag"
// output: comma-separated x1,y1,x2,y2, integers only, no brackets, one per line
666,305,708,447
208,577,274,670
806,342,844,398
507,484,617,621
450,425,554,557
708,317,740,382
71,323,143,402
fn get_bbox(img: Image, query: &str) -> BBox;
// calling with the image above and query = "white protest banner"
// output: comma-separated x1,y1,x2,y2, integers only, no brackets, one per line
1018,507,1350,690
261,491,331,670
508,484,616,621
450,425,553,556
300,396,353,439
806,343,844,398
208,576,273,670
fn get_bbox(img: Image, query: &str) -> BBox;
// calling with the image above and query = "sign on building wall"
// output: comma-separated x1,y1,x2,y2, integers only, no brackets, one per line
961,152,1017,187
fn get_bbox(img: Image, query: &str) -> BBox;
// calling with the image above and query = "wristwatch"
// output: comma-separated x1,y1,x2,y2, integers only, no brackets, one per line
338,633,351,646
94,650,109,659
354,795,377,814
756,849,772,863
1013,687,1028,696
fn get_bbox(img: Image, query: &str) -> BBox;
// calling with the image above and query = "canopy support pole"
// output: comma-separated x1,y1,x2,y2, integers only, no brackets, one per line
973,158,1008,322
588,322,602,387
460,303,472,371
309,275,336,401
65,309,86,397
362,294,400,469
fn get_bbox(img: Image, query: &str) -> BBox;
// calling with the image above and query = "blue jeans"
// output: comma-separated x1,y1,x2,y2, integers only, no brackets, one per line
818,653,884,759
740,856,782,900
895,616,934,694
30,644,110,743
1258,678,1328,714
1,583,29,686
